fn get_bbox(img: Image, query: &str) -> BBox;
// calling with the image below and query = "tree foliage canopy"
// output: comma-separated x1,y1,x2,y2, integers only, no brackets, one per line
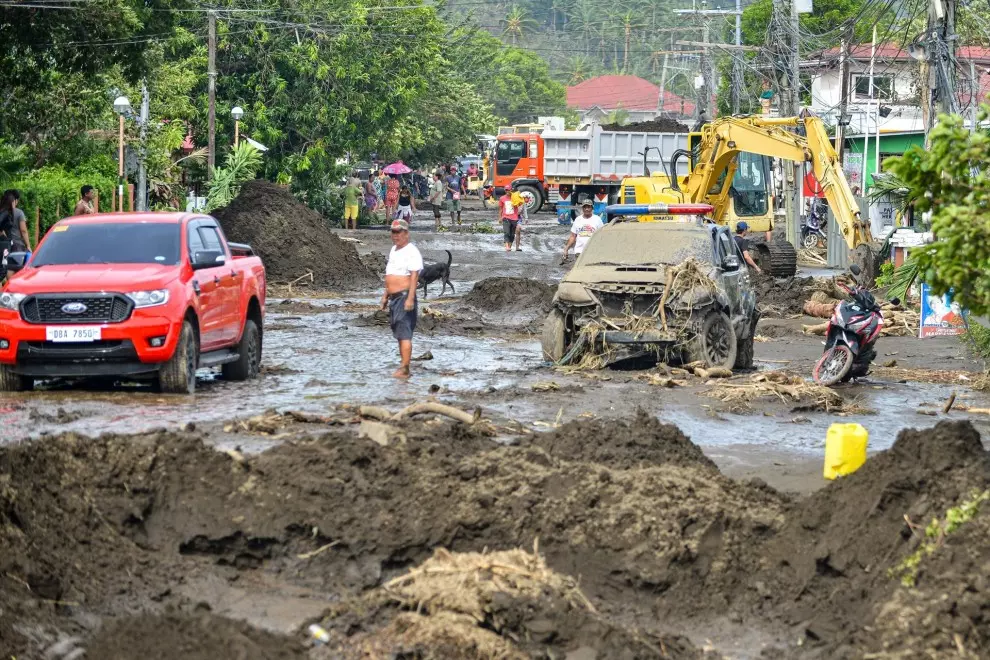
883,108,990,316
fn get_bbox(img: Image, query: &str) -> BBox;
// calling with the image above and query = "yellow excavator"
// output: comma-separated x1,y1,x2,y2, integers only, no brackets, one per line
618,114,874,278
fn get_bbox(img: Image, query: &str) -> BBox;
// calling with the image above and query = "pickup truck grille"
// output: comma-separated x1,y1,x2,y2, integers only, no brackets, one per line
20,294,133,324
595,291,663,317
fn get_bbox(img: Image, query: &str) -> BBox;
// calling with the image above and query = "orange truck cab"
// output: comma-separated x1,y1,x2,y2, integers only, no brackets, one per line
490,132,545,210
0,212,266,394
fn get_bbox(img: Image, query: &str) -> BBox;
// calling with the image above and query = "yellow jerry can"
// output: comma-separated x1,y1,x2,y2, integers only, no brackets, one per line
824,423,868,480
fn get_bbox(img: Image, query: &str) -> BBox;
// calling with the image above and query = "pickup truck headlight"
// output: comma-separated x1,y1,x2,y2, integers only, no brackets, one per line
126,289,169,308
0,292,26,310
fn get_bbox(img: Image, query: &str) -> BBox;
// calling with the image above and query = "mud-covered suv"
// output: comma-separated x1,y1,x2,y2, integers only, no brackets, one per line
542,221,759,369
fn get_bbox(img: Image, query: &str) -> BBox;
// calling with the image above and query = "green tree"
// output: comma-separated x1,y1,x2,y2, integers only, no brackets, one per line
207,142,263,211
502,5,537,45
883,107,990,315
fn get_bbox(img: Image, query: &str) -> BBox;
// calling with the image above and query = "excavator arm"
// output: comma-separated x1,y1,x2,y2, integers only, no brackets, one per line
679,115,873,250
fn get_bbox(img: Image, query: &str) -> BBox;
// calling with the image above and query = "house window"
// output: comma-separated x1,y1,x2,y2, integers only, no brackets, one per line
854,75,893,100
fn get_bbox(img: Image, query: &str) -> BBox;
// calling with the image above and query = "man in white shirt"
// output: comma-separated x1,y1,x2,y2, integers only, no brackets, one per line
561,200,604,263
379,219,423,378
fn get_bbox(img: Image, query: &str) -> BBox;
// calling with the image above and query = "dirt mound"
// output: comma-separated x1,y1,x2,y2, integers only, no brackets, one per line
213,180,378,289
600,118,690,133
321,547,706,659
532,410,718,471
360,251,388,275
85,613,305,659
751,421,990,647
754,274,817,317
857,503,990,658
465,277,555,312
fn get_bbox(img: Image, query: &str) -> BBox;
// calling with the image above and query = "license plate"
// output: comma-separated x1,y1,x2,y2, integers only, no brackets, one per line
46,326,102,342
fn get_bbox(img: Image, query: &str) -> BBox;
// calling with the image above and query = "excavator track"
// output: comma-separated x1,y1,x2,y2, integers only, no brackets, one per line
752,240,798,278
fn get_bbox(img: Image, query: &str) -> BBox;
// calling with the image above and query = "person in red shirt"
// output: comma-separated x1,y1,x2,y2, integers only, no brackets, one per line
498,189,520,252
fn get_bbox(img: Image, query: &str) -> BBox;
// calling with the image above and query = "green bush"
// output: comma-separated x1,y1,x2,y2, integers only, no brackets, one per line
8,166,119,239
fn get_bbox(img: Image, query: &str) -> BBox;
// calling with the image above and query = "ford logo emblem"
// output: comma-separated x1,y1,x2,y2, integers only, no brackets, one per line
61,302,87,315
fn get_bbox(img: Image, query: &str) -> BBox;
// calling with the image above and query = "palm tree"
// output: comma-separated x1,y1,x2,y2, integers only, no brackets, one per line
563,55,596,85
547,0,574,32
568,0,599,56
619,11,645,72
501,5,536,45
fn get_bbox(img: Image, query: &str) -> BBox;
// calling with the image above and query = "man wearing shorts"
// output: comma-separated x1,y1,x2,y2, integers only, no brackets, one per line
498,188,520,252
343,174,361,230
445,166,462,227
379,219,423,378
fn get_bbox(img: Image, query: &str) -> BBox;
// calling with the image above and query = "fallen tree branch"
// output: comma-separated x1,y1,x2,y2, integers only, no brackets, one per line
358,405,393,421
392,402,481,424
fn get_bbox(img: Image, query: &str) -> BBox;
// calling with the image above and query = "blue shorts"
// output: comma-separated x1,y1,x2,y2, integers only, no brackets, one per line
388,292,417,340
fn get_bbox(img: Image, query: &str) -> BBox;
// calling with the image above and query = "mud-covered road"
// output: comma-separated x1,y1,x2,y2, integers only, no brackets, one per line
3,199,990,659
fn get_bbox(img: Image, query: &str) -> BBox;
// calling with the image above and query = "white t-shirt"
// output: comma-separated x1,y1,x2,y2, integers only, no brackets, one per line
570,214,604,254
385,243,424,277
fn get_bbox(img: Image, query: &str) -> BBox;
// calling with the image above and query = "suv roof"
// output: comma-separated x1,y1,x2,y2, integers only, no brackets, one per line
571,221,716,270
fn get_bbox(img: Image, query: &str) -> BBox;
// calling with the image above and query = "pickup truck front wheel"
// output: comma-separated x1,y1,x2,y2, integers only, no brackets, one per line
159,321,198,394
222,319,261,381
0,365,32,392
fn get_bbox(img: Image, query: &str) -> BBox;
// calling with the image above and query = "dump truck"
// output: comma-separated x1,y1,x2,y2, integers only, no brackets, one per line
483,121,691,216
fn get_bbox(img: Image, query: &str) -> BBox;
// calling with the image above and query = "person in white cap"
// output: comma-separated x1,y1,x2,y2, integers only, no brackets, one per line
561,199,603,263
379,218,423,378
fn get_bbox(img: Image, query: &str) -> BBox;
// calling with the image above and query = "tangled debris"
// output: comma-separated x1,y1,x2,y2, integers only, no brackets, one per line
700,370,846,412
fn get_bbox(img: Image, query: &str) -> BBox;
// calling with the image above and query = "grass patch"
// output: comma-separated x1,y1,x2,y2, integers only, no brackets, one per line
890,489,990,587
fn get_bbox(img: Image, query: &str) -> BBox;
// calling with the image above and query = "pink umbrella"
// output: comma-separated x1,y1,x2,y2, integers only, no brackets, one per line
382,161,412,175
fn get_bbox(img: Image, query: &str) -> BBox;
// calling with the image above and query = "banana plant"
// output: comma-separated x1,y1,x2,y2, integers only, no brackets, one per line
206,143,262,211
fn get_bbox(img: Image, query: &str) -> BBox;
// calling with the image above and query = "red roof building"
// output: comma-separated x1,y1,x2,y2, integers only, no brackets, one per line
567,75,695,119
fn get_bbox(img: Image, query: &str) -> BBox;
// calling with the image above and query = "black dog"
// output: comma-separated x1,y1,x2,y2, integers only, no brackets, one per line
419,250,454,298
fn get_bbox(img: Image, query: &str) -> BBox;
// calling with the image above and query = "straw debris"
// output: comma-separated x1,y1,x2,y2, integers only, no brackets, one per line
701,371,845,411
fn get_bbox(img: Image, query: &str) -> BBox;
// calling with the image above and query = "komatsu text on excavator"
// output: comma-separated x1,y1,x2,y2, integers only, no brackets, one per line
618,113,874,278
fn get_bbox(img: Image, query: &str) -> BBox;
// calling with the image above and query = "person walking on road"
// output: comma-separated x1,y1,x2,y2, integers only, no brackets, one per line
343,174,362,230
445,166,462,228
75,185,96,215
509,183,527,251
561,200,602,263
379,219,423,379
395,185,416,222
0,189,31,255
364,175,379,213
429,173,445,231
384,174,400,222
498,188,520,252
733,221,763,275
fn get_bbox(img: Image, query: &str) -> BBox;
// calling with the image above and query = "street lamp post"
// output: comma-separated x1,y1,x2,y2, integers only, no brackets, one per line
113,95,131,212
231,106,244,148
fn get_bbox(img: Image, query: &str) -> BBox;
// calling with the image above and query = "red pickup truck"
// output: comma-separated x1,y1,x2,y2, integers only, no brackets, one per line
0,212,266,393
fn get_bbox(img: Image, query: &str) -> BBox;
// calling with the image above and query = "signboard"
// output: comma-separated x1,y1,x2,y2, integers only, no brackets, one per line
919,283,967,338
843,153,863,192
869,193,897,237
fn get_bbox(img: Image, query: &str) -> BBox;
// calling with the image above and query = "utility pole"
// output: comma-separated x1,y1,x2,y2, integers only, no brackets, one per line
702,22,712,118
835,36,851,164
783,0,802,247
971,58,978,133
137,81,149,212
207,9,217,180
731,0,742,114
658,53,669,117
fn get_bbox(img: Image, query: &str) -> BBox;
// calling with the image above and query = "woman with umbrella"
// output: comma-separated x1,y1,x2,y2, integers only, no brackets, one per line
382,162,412,224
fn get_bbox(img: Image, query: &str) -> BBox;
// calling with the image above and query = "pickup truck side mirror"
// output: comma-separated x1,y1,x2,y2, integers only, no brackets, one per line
191,249,226,270
4,252,28,274
721,254,740,271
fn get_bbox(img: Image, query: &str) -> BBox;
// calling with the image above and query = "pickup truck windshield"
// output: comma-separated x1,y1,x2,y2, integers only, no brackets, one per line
32,223,181,267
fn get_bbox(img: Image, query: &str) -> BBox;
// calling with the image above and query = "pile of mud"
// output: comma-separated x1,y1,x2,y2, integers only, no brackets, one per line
86,613,305,659
3,416,989,658
213,180,378,289
750,420,990,651
465,276,555,312
753,274,817,317
600,117,689,133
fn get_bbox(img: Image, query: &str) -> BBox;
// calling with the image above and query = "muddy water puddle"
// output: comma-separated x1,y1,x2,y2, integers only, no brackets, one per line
0,305,545,440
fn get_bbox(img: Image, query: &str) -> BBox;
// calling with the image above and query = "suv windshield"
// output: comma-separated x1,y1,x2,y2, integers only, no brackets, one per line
32,223,181,267
581,227,712,266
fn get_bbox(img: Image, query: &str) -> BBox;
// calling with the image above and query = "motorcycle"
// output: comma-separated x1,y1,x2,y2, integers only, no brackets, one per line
812,264,898,385
801,199,828,249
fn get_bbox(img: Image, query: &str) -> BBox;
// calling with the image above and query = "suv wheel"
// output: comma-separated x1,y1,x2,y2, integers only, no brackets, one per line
159,321,198,394
222,319,262,381
687,311,737,369
541,309,568,363
734,313,760,370
0,365,32,392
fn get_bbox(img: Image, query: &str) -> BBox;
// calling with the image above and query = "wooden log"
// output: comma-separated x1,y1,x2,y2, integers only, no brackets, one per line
803,300,837,318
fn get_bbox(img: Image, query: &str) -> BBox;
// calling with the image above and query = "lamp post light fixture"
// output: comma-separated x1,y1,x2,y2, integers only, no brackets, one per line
113,95,131,212
231,106,244,147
